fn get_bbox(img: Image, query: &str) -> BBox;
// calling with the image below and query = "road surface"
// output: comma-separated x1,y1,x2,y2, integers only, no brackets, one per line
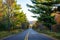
3,28,56,40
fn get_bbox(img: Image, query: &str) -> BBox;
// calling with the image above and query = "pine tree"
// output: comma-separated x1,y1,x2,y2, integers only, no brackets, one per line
27,0,60,30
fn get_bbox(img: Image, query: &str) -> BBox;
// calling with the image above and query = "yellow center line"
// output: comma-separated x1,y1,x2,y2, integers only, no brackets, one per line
24,32,29,40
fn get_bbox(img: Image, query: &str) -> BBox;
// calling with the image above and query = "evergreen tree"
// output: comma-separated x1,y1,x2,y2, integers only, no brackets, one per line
27,0,60,30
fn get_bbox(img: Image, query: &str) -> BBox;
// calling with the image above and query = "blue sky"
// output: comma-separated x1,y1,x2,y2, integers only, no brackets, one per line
17,0,37,21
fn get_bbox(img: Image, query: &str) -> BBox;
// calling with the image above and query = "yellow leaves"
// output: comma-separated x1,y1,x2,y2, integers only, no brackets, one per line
40,0,45,2
0,0,2,3
51,13,56,16
15,11,26,23
16,24,20,27
10,0,21,10
11,2,16,8
36,0,46,2
0,0,3,8
36,0,53,2
15,5,21,10
0,3,2,7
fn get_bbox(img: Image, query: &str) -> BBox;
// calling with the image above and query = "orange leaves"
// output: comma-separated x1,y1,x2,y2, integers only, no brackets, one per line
0,12,3,17
55,13,60,24
6,0,14,6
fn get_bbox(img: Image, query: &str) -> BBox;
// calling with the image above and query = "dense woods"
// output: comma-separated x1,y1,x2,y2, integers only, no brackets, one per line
27,0,60,32
0,0,28,31
0,0,60,40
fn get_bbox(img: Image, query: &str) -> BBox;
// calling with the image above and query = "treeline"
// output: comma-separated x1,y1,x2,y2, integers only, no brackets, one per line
0,0,29,31
27,0,60,32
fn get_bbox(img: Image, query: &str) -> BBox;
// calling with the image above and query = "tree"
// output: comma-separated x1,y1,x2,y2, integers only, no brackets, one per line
27,0,60,30
0,0,28,31
0,0,5,31
5,0,28,30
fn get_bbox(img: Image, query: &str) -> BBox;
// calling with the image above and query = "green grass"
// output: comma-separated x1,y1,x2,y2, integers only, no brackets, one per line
37,30,60,40
0,29,23,39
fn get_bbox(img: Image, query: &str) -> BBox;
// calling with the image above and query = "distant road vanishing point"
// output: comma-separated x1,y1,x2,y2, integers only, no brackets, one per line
3,28,57,40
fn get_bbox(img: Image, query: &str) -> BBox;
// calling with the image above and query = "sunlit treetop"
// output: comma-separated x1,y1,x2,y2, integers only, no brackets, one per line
5,0,15,6
31,0,60,6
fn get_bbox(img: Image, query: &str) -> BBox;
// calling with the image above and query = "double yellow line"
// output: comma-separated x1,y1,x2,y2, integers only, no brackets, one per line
24,32,29,40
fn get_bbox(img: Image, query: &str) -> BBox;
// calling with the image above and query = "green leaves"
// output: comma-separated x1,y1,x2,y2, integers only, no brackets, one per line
0,0,28,30
27,0,58,30
27,4,35,8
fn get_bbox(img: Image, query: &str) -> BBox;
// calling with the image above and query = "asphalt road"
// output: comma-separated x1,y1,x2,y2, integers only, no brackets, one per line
3,28,56,40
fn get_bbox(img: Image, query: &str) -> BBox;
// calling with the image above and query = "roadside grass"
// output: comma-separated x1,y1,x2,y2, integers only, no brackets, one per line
38,30,60,40
0,29,23,39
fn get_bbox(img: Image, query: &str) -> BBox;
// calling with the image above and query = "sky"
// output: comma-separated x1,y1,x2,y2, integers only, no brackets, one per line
17,0,37,21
